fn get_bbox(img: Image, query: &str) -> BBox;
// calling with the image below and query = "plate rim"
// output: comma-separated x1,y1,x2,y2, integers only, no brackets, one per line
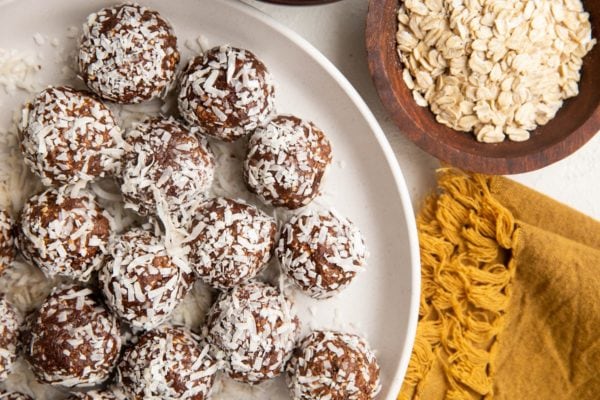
227,0,420,396
0,0,422,397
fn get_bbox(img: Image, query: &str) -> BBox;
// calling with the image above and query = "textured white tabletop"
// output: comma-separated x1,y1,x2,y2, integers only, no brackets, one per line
246,0,599,219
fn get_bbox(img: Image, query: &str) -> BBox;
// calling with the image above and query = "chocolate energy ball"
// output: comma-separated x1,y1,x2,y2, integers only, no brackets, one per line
78,4,180,103
67,386,128,400
19,86,125,186
187,197,276,290
204,281,299,384
287,330,381,400
178,45,275,142
0,296,20,381
276,209,368,299
0,210,15,277
26,285,122,388
0,390,33,400
17,186,113,282
120,116,215,220
99,225,195,330
119,325,217,400
244,115,332,209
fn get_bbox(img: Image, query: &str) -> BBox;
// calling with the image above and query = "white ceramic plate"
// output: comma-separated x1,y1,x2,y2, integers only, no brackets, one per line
0,0,420,399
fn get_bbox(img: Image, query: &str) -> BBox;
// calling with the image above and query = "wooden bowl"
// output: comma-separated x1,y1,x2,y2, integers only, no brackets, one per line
366,0,600,174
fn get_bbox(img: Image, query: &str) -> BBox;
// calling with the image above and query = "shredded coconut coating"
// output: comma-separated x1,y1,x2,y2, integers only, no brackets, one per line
187,197,276,290
67,386,128,399
276,209,368,299
0,296,20,381
204,281,299,384
78,3,180,104
120,116,215,221
19,86,125,186
25,284,122,388
0,210,15,277
16,186,114,282
178,45,275,142
0,390,33,400
244,115,332,209
286,330,381,400
99,225,195,330
119,325,217,400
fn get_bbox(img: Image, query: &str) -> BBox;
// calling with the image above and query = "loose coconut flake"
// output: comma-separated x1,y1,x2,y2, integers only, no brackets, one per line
0,49,41,96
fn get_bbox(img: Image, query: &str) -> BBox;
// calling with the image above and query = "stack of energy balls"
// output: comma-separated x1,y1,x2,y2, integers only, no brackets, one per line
0,3,381,400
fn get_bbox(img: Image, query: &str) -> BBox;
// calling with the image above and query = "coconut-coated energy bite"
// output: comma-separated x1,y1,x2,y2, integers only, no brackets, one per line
0,390,34,400
19,86,125,186
178,45,276,142
0,295,20,381
78,3,180,103
99,225,194,330
16,186,113,282
67,386,128,400
119,325,217,400
244,115,332,209
276,209,368,299
286,330,381,400
0,210,15,277
187,197,277,290
25,285,122,388
120,116,215,220
204,281,299,384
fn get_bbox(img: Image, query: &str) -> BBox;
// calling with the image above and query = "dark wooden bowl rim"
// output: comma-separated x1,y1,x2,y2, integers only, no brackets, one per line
366,0,600,174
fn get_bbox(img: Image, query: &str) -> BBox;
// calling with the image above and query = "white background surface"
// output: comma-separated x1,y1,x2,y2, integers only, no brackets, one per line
246,0,600,219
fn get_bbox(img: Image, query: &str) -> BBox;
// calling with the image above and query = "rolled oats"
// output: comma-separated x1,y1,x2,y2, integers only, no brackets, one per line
396,0,596,142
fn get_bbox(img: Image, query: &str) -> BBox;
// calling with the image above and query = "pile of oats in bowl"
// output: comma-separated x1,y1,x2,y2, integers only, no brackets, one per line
396,0,596,143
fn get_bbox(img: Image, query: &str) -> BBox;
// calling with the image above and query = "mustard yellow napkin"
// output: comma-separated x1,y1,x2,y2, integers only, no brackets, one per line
399,168,600,400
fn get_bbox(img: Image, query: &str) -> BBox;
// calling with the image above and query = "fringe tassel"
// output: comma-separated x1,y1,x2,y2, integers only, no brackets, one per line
399,169,518,400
